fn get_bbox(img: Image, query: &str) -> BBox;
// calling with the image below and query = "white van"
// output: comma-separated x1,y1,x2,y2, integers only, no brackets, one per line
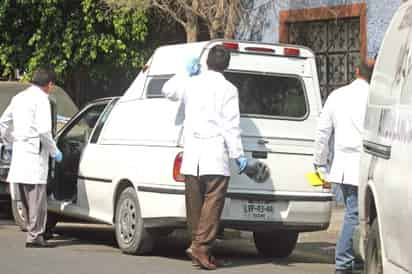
12,40,332,257
357,2,412,273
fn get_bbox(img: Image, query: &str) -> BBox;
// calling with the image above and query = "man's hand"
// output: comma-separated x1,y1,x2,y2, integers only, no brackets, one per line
185,57,200,76
54,149,63,163
235,156,248,174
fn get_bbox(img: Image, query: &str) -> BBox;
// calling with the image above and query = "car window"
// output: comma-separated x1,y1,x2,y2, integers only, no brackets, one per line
224,71,307,119
59,103,107,148
51,86,78,118
90,99,118,143
145,76,172,98
142,71,307,119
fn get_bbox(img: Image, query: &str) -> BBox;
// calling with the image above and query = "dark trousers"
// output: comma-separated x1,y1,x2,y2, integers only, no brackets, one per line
185,175,229,251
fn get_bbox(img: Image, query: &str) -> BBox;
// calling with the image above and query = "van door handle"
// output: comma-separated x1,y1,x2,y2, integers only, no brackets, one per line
257,139,269,145
363,141,391,160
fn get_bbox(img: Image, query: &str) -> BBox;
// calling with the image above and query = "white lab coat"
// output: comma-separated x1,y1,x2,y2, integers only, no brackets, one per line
0,85,59,184
314,79,369,186
162,70,244,176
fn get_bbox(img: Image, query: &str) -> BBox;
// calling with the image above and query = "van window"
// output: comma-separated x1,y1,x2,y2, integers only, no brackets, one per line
224,71,307,119
146,76,171,98
143,72,307,119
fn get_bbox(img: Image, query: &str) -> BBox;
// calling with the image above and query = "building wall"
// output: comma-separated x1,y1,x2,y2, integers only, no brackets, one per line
237,0,402,58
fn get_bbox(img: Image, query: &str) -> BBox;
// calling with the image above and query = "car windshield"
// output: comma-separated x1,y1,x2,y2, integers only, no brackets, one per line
51,86,78,118
0,82,29,114
0,82,78,118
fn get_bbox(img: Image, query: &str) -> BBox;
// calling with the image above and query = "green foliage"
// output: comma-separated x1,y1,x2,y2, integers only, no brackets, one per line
0,0,150,84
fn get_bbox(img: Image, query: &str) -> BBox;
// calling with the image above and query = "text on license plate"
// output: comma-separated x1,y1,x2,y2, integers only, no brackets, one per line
242,200,275,220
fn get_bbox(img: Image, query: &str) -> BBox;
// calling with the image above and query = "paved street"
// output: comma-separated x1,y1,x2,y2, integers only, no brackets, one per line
0,207,343,274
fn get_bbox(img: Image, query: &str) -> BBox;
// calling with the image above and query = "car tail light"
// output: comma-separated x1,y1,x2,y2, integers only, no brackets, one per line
245,46,275,53
284,47,300,57
173,152,185,182
222,42,239,51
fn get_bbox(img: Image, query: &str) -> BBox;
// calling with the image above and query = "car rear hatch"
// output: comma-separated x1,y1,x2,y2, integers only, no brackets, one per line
200,41,323,194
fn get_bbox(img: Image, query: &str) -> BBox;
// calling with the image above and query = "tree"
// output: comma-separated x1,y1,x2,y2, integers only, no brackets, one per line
103,0,244,42
0,0,150,105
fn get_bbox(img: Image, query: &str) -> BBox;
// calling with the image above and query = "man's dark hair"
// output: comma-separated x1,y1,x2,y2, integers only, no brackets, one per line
207,45,230,72
31,68,56,87
358,61,374,83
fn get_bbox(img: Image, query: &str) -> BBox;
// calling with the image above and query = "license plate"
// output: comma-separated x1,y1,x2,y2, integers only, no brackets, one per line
241,200,275,220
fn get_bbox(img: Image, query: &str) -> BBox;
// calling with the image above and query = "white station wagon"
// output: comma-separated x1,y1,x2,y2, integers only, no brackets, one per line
12,40,333,257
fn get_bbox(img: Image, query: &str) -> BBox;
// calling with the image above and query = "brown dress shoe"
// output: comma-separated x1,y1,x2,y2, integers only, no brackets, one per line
189,246,217,270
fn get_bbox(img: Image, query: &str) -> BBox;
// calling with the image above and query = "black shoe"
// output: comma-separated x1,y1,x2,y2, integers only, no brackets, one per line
43,230,54,241
25,241,55,248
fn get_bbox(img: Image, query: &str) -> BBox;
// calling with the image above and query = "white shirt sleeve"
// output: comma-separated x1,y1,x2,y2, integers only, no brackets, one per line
220,86,244,159
314,96,334,166
162,74,189,101
37,97,58,157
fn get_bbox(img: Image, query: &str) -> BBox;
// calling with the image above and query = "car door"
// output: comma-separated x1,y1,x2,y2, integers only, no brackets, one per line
73,99,118,222
50,100,112,202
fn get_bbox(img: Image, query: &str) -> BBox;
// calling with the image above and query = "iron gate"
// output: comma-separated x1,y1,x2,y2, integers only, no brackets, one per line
288,18,361,101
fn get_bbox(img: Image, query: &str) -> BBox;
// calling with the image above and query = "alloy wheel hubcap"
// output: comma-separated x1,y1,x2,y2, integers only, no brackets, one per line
119,198,136,244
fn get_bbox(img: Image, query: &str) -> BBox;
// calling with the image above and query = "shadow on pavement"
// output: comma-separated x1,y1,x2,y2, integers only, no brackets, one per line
51,224,336,270
53,224,117,248
273,242,335,266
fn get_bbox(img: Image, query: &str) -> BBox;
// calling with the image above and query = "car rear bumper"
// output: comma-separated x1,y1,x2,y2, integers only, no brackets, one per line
138,186,333,232
220,196,332,232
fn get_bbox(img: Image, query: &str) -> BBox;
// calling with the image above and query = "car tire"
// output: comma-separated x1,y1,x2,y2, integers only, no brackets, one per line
115,187,153,255
11,200,26,231
147,227,174,238
253,230,298,258
364,219,383,274
12,199,59,232
46,212,58,231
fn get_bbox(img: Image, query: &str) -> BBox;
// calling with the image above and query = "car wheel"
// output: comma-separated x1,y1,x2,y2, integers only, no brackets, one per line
11,200,26,231
253,230,298,258
46,212,58,231
115,187,153,255
12,199,59,232
364,219,383,274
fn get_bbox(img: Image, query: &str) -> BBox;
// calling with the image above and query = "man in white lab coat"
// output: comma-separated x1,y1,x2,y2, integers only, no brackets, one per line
162,45,248,270
0,68,63,248
314,62,374,274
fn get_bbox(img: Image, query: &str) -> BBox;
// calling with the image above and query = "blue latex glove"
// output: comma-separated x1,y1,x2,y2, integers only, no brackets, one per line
236,156,248,174
185,57,200,76
54,149,63,163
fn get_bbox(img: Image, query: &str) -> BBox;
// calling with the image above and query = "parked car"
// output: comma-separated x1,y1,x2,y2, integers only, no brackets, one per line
355,2,412,273
0,82,78,212
12,40,333,257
